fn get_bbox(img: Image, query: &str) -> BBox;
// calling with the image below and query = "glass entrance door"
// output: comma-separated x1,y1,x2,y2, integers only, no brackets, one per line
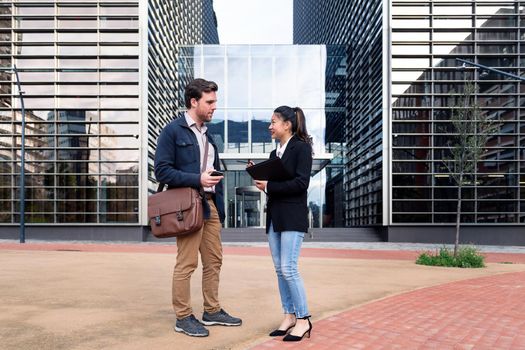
234,186,264,228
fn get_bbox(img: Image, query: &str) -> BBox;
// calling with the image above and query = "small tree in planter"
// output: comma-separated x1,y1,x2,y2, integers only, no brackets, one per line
441,80,499,257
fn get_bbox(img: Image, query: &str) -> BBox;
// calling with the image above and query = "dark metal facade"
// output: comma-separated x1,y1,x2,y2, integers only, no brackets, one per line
294,0,384,226
391,1,525,225
147,0,219,195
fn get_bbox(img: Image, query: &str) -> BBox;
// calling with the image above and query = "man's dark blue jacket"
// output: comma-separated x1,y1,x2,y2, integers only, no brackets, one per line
154,116,225,223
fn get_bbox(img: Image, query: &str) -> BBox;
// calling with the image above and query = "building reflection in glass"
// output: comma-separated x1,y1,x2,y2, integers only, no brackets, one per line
0,1,140,224
392,2,524,224
174,45,346,228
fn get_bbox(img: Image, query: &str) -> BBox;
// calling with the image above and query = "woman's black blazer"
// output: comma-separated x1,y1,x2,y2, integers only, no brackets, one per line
265,135,313,233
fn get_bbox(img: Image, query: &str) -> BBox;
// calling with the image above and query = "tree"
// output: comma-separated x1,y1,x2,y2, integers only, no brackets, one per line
441,81,499,257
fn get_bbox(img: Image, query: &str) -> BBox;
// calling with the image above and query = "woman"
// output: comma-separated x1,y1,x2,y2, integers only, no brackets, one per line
252,105,313,342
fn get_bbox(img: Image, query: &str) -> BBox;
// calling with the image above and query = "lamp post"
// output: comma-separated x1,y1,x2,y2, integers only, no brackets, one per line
456,58,525,82
0,65,26,243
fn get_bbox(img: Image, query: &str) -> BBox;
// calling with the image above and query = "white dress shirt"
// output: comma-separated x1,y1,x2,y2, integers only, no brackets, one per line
185,113,215,192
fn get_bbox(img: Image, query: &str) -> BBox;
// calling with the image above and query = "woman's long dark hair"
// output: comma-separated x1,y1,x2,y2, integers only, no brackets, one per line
274,105,313,151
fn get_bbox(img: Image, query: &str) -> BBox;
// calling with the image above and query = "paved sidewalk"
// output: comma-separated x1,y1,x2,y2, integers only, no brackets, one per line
252,271,525,349
1,240,525,264
1,240,525,350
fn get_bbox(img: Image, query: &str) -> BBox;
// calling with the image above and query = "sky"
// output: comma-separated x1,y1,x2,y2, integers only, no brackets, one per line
213,0,293,44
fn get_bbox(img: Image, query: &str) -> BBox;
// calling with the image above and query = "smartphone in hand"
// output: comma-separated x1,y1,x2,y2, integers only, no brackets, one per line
209,170,224,176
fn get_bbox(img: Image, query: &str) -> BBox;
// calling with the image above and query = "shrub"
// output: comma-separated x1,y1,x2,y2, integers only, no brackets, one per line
416,246,485,268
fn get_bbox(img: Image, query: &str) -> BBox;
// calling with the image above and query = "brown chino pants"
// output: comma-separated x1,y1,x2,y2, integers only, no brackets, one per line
172,198,223,319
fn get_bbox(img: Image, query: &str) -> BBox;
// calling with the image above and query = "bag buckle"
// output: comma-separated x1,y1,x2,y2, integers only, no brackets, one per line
176,211,183,221
154,216,161,225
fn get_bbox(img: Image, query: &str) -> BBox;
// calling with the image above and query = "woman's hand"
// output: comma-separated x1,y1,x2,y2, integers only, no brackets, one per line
254,180,267,192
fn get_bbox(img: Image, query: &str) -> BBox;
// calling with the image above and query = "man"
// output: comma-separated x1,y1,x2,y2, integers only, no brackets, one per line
154,78,242,337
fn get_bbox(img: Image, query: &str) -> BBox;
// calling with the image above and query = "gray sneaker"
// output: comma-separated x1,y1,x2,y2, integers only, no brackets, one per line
174,314,209,337
201,308,242,326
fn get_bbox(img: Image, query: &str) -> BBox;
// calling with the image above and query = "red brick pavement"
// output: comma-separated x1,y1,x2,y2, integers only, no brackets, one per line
250,271,525,350
2,242,525,349
0,242,524,264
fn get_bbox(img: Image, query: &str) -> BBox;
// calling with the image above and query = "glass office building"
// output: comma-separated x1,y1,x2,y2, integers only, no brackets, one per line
295,0,525,243
0,0,218,239
172,44,344,228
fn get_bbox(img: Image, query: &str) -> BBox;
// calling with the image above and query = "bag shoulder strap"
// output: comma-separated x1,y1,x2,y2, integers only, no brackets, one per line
202,135,209,174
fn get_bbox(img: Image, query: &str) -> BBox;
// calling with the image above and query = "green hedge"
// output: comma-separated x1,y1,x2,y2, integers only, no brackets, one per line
416,246,485,268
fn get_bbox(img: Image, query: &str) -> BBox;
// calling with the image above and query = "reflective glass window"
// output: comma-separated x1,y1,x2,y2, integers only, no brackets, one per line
56,214,97,223
391,31,430,41
58,32,98,42
23,214,54,223
251,109,273,153
56,201,97,213
99,162,137,174
16,32,54,42
476,5,517,16
56,175,98,188
227,57,248,108
99,32,139,42
251,58,272,108
392,44,430,55
16,58,54,69
20,84,54,96
100,150,139,163
58,71,98,83
100,71,138,82
100,97,138,108
19,97,54,109
99,213,138,223
100,111,139,122
433,43,473,54
58,19,97,29
15,6,54,15
392,214,431,223
476,16,517,28
392,5,429,15
433,31,473,42
25,200,54,212
99,200,138,212
477,30,516,40
433,17,473,29
58,45,98,55
392,18,430,28
58,6,98,15
433,6,472,16
205,110,224,152
226,110,249,153
56,186,97,200
100,174,138,187
100,17,139,29
16,18,54,29
100,6,139,15
57,84,98,96
100,59,139,69
392,58,429,69
100,84,138,95
100,135,139,148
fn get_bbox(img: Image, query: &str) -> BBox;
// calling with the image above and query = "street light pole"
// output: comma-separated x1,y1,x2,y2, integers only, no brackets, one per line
456,58,525,82
1,65,25,243
14,65,25,244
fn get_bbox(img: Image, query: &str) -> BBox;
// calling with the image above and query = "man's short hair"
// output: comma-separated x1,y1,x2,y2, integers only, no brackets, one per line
184,78,218,108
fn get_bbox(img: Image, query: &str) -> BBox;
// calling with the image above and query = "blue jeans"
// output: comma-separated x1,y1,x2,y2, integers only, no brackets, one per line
268,223,310,318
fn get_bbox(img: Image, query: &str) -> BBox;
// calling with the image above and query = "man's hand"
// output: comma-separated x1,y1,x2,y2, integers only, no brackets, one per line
201,169,223,187
254,180,267,192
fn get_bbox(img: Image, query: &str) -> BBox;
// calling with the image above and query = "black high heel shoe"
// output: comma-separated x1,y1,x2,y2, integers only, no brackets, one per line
269,324,295,337
282,317,312,342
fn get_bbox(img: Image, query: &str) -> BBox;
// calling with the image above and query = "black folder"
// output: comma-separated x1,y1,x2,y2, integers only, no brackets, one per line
246,157,292,181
